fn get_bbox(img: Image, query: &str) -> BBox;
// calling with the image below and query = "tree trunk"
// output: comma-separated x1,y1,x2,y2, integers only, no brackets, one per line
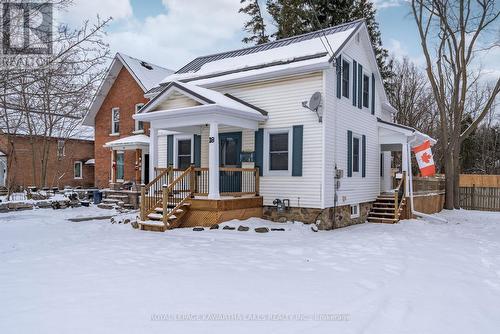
453,141,461,209
443,151,455,210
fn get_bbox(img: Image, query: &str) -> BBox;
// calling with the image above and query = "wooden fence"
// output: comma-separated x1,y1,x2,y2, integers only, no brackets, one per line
460,174,500,188
459,186,500,211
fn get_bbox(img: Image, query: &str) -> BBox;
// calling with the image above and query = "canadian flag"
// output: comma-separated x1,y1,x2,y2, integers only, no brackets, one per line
412,140,436,177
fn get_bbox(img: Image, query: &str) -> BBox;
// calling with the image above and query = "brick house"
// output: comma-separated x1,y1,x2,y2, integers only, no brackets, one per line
82,53,172,188
0,132,94,190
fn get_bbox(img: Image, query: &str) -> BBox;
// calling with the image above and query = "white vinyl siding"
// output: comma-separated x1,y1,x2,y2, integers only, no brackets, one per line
218,72,324,208
156,91,201,110
324,29,382,208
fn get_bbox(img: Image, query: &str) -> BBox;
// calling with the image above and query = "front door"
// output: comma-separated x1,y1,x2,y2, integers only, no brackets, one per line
219,132,242,193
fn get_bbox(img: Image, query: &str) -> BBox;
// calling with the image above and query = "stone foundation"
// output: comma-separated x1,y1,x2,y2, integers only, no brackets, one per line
263,202,372,230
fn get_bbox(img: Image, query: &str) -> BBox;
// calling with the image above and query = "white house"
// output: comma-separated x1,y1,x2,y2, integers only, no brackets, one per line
133,19,434,230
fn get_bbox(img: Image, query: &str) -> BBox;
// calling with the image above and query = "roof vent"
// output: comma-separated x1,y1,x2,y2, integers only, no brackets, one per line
140,61,153,70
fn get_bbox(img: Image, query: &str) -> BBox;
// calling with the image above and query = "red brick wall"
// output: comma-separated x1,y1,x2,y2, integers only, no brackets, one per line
94,67,149,188
0,134,94,189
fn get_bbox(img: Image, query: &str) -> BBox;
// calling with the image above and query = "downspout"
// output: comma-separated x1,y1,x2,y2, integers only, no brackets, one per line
406,136,447,223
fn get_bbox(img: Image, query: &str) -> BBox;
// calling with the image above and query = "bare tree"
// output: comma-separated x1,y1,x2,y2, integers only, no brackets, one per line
0,1,110,192
410,0,500,209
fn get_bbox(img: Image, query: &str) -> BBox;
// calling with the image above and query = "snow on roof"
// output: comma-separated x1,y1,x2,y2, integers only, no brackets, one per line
142,81,267,119
161,20,362,84
83,53,173,127
104,134,149,148
85,159,95,165
118,53,173,91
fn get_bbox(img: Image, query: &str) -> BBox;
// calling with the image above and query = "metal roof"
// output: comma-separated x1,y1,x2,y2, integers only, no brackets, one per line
175,19,364,74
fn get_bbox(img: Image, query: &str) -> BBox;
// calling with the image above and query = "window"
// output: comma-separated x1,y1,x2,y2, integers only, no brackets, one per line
350,204,360,218
116,152,124,180
352,136,360,173
135,104,144,132
111,108,120,134
177,139,192,170
342,60,350,98
57,140,65,160
74,161,82,179
269,132,289,171
363,75,369,108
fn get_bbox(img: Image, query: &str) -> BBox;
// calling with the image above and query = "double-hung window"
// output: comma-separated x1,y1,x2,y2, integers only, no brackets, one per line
111,108,120,134
352,135,361,174
342,60,350,98
363,74,369,108
265,128,292,175
135,104,144,132
74,161,82,179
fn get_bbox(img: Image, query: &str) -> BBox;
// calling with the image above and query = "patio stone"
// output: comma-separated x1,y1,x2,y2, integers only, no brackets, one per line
238,225,249,231
255,227,269,233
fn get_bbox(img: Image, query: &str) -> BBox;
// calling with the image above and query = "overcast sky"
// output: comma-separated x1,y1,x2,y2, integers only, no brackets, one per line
59,0,499,80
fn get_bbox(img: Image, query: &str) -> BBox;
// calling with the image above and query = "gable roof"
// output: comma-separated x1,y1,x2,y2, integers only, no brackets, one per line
157,19,364,87
141,81,267,119
82,53,173,126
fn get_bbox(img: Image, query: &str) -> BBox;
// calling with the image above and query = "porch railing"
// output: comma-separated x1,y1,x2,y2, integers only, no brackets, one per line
193,167,260,196
140,166,260,221
394,171,406,220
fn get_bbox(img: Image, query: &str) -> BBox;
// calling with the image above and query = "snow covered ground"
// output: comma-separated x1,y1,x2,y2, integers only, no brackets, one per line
1,207,499,334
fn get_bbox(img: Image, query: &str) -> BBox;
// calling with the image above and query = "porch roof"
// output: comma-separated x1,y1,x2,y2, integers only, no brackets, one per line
104,134,149,150
377,118,437,146
135,81,267,130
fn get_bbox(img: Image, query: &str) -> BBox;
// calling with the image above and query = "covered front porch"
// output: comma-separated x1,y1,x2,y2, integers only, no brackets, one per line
134,81,268,230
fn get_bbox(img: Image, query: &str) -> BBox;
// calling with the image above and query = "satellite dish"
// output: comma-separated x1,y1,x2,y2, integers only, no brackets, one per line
309,92,322,111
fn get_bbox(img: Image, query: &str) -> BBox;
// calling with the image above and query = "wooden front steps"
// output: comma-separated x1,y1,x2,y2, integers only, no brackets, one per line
139,202,191,232
367,194,403,224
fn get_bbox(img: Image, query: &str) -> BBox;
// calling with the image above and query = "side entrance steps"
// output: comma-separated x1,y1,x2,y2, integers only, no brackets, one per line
367,194,399,223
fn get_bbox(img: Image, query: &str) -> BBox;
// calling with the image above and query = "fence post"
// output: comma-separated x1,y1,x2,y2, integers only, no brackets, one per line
190,165,195,197
472,184,476,210
140,184,146,221
162,184,169,226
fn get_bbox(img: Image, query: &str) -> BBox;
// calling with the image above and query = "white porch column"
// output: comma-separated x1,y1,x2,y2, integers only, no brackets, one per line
149,127,158,182
208,122,220,199
402,142,410,196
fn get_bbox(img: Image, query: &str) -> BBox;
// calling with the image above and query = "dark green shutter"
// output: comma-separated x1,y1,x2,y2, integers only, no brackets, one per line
371,73,375,115
362,135,366,178
336,55,342,99
167,134,173,166
352,60,357,106
194,134,201,167
254,129,263,176
347,130,352,177
357,63,363,109
292,125,303,176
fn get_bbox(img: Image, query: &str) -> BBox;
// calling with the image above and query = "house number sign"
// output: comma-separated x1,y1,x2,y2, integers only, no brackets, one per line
209,137,215,143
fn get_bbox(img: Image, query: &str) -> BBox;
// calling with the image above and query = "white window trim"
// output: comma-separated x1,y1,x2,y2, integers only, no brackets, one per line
74,161,83,179
342,59,351,100
352,133,362,177
173,135,194,169
263,127,293,176
134,103,145,133
111,107,120,135
116,151,125,182
350,204,360,218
